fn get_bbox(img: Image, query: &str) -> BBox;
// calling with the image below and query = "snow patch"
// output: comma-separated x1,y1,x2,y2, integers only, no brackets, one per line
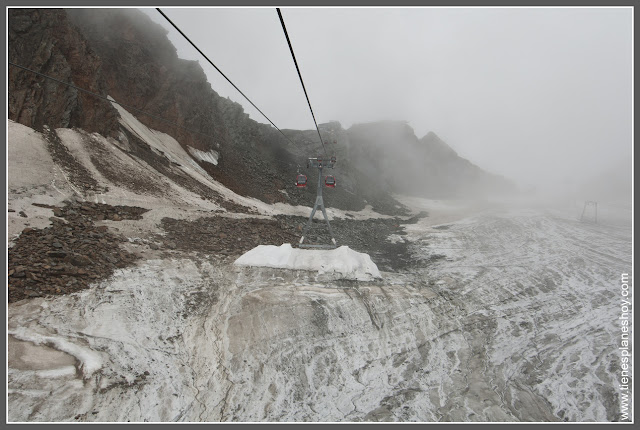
8,328,104,379
110,97,209,179
234,244,382,281
7,120,57,192
387,234,405,244
187,146,219,166
8,366,77,379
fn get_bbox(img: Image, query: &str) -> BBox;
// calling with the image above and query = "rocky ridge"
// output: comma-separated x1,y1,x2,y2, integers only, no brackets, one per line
7,201,146,303
9,8,514,215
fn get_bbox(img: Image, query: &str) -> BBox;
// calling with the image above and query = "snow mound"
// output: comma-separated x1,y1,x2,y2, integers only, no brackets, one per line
234,244,382,281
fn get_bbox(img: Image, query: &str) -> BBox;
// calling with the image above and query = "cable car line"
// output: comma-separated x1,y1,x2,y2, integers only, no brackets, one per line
8,61,215,141
276,8,327,156
156,8,296,146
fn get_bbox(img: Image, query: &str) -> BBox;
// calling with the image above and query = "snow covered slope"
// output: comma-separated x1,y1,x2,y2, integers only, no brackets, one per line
8,202,632,422
7,106,393,245
7,112,632,423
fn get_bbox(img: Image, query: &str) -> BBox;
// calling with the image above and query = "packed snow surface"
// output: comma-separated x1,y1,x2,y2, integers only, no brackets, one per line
234,244,382,281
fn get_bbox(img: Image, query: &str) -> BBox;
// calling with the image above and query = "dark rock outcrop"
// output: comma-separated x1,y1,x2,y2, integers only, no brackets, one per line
8,9,120,136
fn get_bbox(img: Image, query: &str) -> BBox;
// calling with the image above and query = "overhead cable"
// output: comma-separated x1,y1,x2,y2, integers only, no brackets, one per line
276,8,327,155
156,7,296,145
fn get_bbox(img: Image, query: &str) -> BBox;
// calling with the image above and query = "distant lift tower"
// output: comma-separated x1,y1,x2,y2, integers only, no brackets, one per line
580,200,598,223
299,155,337,249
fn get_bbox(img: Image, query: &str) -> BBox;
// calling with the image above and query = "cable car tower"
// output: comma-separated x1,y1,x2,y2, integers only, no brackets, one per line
299,155,338,249
580,200,598,223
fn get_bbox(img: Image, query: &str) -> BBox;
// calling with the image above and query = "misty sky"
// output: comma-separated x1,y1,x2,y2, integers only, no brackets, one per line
142,7,632,195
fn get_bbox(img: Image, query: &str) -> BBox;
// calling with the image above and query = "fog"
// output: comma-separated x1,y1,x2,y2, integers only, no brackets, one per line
142,7,632,205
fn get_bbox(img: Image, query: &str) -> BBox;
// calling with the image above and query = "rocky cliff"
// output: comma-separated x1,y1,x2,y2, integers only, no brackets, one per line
8,9,120,137
9,8,514,211
66,8,300,207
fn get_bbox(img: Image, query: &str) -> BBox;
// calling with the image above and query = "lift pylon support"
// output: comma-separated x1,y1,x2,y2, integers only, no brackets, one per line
299,157,337,249
580,200,598,223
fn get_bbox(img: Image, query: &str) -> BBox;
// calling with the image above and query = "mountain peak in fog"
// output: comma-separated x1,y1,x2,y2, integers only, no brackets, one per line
419,131,459,159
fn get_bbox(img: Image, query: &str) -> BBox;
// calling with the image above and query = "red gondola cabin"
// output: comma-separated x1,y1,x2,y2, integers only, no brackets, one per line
325,175,336,188
296,174,307,188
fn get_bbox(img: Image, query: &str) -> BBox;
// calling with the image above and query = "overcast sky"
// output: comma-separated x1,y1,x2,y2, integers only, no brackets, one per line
142,7,632,194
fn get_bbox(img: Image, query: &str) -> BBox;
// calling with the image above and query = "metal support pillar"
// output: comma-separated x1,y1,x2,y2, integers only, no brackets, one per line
299,166,337,249
580,200,598,224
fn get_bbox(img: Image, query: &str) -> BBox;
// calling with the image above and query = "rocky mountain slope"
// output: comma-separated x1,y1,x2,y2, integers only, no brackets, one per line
8,9,120,137
9,8,514,214
7,92,631,424
10,10,628,423
7,111,631,421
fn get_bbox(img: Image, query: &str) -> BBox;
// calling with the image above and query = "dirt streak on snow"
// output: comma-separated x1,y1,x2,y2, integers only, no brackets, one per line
8,327,104,378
